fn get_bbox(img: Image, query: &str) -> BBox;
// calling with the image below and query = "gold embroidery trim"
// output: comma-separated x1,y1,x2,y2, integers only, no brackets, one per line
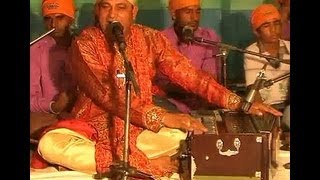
226,93,242,110
144,107,167,132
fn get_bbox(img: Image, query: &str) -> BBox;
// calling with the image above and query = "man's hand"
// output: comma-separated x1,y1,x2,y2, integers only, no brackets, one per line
248,102,283,117
51,91,70,113
161,113,208,133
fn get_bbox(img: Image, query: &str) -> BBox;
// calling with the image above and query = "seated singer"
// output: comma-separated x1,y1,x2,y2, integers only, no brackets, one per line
154,0,222,113
244,3,290,111
32,0,282,179
243,3,290,157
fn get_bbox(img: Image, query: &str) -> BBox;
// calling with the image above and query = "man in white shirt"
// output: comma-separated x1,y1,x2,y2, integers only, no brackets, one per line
244,4,290,110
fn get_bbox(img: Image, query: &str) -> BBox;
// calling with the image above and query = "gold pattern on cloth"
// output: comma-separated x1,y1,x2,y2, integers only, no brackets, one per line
144,106,167,132
225,92,242,110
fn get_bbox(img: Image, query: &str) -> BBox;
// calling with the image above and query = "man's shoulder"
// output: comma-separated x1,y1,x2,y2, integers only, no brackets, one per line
197,27,220,40
30,36,54,51
133,24,159,33
245,42,258,51
280,39,290,49
75,26,102,42
198,27,215,33
132,24,163,37
79,26,100,36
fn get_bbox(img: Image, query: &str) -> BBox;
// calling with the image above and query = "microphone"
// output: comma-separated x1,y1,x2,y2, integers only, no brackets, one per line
182,26,194,43
241,64,267,113
266,57,280,69
107,21,126,51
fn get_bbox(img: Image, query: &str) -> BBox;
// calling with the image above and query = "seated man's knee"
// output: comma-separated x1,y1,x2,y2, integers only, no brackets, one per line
38,129,96,174
38,132,71,160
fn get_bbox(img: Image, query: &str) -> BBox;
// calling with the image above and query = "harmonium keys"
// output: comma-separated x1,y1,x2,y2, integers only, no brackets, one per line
190,110,222,135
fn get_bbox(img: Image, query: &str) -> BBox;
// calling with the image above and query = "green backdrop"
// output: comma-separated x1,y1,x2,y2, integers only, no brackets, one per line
30,0,276,87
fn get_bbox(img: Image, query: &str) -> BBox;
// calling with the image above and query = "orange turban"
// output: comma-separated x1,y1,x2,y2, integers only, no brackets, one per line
251,4,281,30
95,0,137,5
42,0,76,19
168,0,200,14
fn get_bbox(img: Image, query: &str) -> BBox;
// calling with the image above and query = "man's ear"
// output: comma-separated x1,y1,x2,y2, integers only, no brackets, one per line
171,11,176,21
132,5,139,21
94,4,100,18
94,4,100,26
253,29,260,37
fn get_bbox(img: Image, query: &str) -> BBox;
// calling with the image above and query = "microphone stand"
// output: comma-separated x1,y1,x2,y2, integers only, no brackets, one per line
215,48,229,87
263,72,290,88
241,63,268,112
30,28,55,46
193,37,288,65
241,68,290,112
94,45,153,180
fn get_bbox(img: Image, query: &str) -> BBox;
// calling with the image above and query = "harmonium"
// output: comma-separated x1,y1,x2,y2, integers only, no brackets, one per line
178,109,280,180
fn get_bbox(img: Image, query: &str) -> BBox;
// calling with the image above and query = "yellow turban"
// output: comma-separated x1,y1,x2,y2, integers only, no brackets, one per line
95,0,137,5
251,4,281,30
168,0,200,14
42,0,76,19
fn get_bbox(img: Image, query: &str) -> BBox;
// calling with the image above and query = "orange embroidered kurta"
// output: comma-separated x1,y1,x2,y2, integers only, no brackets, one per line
68,24,241,176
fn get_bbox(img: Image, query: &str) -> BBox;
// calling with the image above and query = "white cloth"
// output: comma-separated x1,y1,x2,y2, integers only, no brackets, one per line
243,39,290,105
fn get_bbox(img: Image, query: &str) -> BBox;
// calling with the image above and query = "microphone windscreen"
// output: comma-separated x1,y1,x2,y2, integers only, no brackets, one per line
106,21,126,50
182,26,194,43
107,21,123,37
266,58,280,69
270,60,280,69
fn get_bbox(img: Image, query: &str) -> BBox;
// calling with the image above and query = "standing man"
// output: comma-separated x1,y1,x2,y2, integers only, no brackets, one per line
154,0,222,113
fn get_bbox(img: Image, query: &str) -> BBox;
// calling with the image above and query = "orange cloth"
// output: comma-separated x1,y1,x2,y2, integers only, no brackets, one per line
42,0,76,19
251,4,281,30
168,0,200,13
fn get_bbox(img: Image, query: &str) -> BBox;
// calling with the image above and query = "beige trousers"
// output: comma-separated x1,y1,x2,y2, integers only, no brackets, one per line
37,127,186,178
38,128,97,174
